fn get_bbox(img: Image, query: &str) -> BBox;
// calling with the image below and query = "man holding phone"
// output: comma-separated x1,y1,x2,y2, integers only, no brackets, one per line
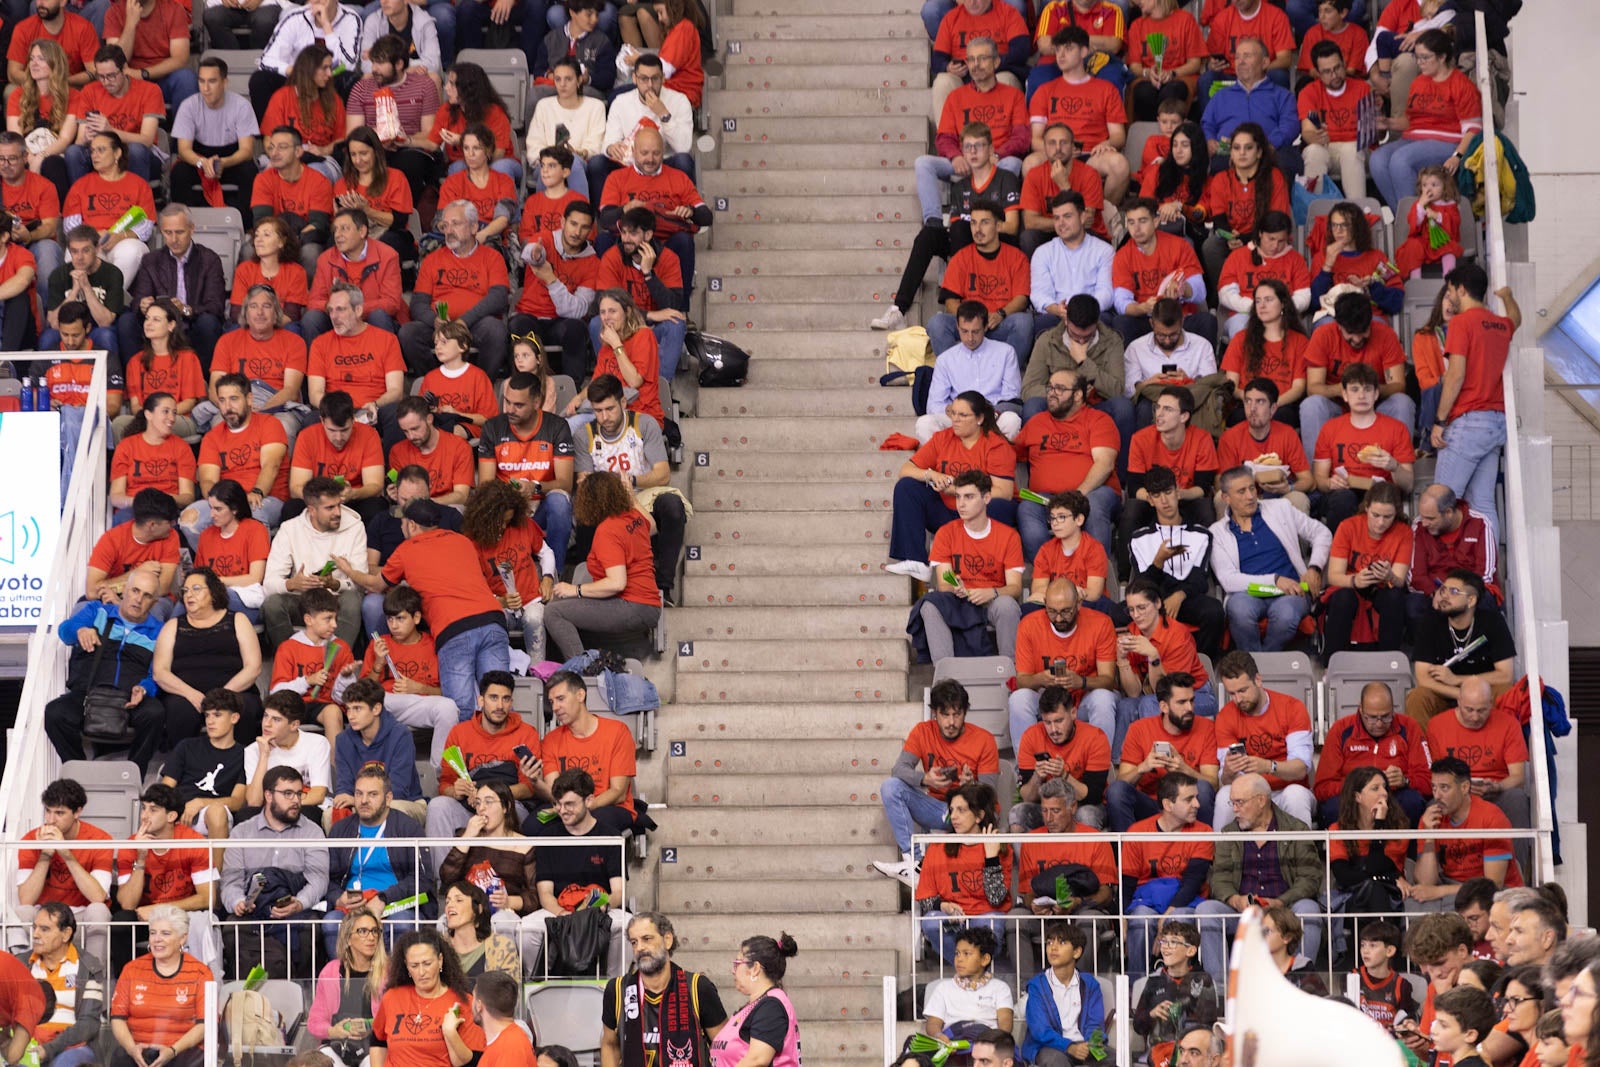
1211,651,1315,829
1108,672,1219,830
1009,687,1111,830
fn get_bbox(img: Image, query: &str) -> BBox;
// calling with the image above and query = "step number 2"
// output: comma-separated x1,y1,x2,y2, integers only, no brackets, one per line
661,847,679,863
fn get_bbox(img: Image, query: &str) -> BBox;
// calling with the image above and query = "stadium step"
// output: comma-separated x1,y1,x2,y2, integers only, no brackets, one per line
716,195,921,225
753,359,888,388
658,871,898,912
683,512,891,548
709,115,927,146
723,36,928,65
665,737,905,773
709,88,929,119
687,480,898,512
681,415,907,450
699,248,909,277
684,544,902,577
702,301,907,331
675,668,907,704
701,271,913,303
712,220,922,251
719,15,929,42
702,169,918,198
722,64,928,90
652,805,897,847
679,572,911,607
665,604,910,642
692,385,913,418
675,640,911,674
653,700,922,739
718,142,922,172
730,0,920,19
688,329,891,361
690,449,899,482
672,945,897,983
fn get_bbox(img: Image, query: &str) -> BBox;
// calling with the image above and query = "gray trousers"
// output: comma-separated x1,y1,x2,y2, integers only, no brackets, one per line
544,597,662,661
919,595,1022,661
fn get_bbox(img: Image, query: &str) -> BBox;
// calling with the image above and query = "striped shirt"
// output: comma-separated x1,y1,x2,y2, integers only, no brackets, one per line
26,946,100,1044
348,70,441,139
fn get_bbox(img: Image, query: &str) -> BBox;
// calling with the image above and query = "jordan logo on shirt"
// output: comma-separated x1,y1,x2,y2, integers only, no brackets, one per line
195,764,225,795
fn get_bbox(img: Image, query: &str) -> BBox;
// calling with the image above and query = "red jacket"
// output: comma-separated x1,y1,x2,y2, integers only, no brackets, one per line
1312,713,1432,802
309,239,407,322
1407,501,1500,603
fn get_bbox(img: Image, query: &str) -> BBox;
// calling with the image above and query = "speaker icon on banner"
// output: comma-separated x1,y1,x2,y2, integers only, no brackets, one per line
0,511,44,566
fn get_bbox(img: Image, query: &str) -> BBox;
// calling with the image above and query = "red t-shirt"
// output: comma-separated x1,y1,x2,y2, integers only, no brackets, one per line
1215,689,1311,791
1,170,61,229
332,175,414,221
1014,607,1115,708
439,167,517,234
598,164,705,238
372,986,485,1067
588,509,657,607
1128,425,1219,489
62,170,156,232
941,242,1030,312
382,528,503,641
417,243,510,319
420,364,497,436
1297,76,1373,142
1221,331,1308,396
1217,419,1309,475
1018,823,1117,897
1014,407,1122,495
109,955,211,1047
231,259,310,311
901,720,1001,802
1217,246,1311,303
428,102,515,162
1303,316,1405,382
1434,796,1522,886
1020,159,1105,232
1202,167,1291,237
595,331,663,424
518,187,586,241
1127,616,1207,689
389,431,476,497
88,522,180,578
124,349,206,407
475,520,547,605
112,824,213,905
360,631,443,694
437,715,543,795
195,518,271,580
940,81,1027,147
1017,720,1111,781
1329,511,1412,580
916,842,1013,914
102,0,188,70
78,78,165,136
1404,70,1481,143
543,717,638,814
19,822,112,907
1424,710,1528,782
111,431,196,496
1204,1,1294,71
929,518,1025,589
1121,815,1214,884
290,421,383,488
198,413,291,501
658,17,703,105
270,636,355,702
935,1,1029,62
912,429,1017,509
1444,307,1514,418
1121,716,1218,798
307,325,405,407
250,166,336,221
1113,231,1204,313
1125,10,1204,71
261,86,346,148
1031,534,1109,590
6,12,98,72
1297,21,1368,74
1313,412,1415,482
596,243,682,314
1028,75,1126,151
212,328,309,392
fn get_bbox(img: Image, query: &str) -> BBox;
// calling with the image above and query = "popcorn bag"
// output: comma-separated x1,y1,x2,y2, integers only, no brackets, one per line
374,87,404,144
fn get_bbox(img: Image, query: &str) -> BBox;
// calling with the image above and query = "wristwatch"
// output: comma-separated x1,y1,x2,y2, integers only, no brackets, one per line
1269,760,1279,776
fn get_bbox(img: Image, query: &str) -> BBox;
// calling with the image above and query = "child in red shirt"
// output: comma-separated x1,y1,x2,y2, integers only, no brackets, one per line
1395,166,1463,279
268,586,357,744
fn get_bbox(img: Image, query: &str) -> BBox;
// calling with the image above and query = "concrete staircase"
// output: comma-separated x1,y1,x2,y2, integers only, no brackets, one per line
644,3,930,1062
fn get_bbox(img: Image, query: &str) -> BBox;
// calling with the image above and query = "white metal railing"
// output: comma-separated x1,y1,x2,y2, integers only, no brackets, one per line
0,352,110,833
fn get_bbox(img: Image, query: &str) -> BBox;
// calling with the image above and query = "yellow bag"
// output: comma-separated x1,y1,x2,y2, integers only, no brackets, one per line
882,325,933,385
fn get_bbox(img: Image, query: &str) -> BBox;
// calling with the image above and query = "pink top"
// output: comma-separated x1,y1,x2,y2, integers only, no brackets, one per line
307,958,382,1040
711,988,802,1067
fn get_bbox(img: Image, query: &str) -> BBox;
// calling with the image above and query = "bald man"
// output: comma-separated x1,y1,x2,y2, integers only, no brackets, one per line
1423,676,1531,873
1311,681,1430,825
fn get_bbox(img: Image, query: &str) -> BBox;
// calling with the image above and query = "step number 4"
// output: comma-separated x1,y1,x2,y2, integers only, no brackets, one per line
677,640,694,657
661,847,678,863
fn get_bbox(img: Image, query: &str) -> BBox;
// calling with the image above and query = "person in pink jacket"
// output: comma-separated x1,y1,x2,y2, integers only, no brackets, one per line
310,910,387,1067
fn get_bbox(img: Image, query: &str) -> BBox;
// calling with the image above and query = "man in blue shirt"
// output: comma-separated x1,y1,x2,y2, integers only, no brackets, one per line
1201,39,1302,175
1030,191,1114,339
1209,466,1330,651
322,759,431,955
916,301,1025,442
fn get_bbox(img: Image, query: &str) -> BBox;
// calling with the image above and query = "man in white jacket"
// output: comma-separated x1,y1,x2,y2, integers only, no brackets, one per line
262,476,370,648
589,54,693,198
250,0,365,116
1209,466,1331,652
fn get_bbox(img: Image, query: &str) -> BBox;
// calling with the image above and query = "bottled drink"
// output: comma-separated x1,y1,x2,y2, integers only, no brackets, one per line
18,378,32,412
34,380,48,411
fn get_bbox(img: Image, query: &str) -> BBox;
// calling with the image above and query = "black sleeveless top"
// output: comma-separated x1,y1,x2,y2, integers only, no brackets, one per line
172,610,245,693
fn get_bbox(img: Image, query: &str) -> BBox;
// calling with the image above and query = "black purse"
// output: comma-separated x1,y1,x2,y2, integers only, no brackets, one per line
543,906,612,976
79,618,134,740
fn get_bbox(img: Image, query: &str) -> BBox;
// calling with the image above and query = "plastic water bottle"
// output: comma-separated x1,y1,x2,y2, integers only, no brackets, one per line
18,377,32,412
34,380,48,410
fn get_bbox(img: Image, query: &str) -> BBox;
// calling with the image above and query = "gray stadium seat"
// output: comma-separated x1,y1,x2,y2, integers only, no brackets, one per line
200,50,262,101
552,374,578,414
1123,120,1161,176
58,760,142,838
1322,650,1412,741
456,48,531,132
930,656,1016,752
416,759,438,798
1245,651,1319,728
189,207,246,290
1197,653,1217,699
527,982,604,1066
1402,275,1447,341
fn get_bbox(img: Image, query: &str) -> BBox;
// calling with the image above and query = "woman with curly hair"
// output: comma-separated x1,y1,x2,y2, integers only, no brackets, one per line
5,39,78,204
463,478,556,660
372,928,485,1067
545,470,661,659
428,61,520,185
261,44,346,180
1221,278,1308,423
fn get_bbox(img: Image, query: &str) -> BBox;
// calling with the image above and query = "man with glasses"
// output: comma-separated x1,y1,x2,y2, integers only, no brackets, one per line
1313,681,1429,825
592,54,693,198
921,35,1027,228
524,768,630,977
1122,300,1218,430
323,760,430,956
1195,771,1324,981
1407,568,1516,726
1006,578,1117,775
1408,484,1501,626
1298,40,1374,200
66,45,162,183
0,132,64,312
220,764,330,977
1014,366,1120,559
1024,297,1125,473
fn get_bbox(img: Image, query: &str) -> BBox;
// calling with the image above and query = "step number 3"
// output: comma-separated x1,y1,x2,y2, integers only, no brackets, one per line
661,847,678,863
670,741,687,757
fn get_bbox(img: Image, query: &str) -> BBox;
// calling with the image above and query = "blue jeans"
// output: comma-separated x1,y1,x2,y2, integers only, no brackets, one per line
31,238,62,312
457,0,548,69
1418,383,1442,442
1297,393,1417,460
1110,686,1219,763
918,0,1025,38
1007,687,1118,758
1127,904,1195,978
154,67,200,113
1285,0,1364,38
446,156,524,188
44,1047,98,1067
879,775,949,854
546,0,617,32
1434,410,1505,530
927,313,1034,371
586,317,686,381
361,0,458,59
77,0,108,31
1369,137,1456,209
66,142,156,183
913,154,1023,225
921,913,1006,964
536,491,573,572
362,591,388,641
1224,590,1310,651
1107,778,1216,832
1196,897,1322,981
437,620,512,719
1018,484,1119,561
889,478,1017,563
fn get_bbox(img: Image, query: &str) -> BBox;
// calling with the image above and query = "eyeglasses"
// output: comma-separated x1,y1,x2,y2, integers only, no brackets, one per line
1559,985,1597,1006
1441,586,1471,597
731,958,751,968
271,788,303,799
353,927,380,937
1045,384,1075,394
1499,995,1539,1010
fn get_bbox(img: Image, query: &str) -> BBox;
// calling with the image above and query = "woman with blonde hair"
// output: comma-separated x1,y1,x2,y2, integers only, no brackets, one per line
5,39,78,203
309,910,389,1067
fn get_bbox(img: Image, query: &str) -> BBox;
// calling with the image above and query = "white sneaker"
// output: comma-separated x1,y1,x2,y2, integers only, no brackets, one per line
871,858,919,889
870,305,907,331
885,559,930,581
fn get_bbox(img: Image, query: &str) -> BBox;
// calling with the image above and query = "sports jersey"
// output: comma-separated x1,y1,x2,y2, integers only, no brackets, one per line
1016,720,1110,784
1357,966,1414,1030
111,431,196,497
1313,412,1414,482
482,1023,538,1067
45,355,123,408
916,842,1013,913
1444,307,1514,418
901,719,1001,803
1217,419,1309,476
1014,406,1122,495
428,102,514,163
6,12,97,73
1033,0,1124,56
102,0,188,70
934,1,1029,62
78,78,165,137
124,349,205,406
475,520,548,604
1215,689,1310,792
1121,716,1218,798
940,242,1030,312
250,165,335,220
381,528,504,645
416,242,510,319
269,634,355,705
307,324,406,407
26,944,96,1045
371,985,485,1067
231,259,310,310
109,954,210,1047
948,166,1022,225
595,330,663,424
1031,534,1109,590
1202,167,1291,237
290,420,383,488
1303,316,1405,382
596,242,682,315
543,716,637,814
1113,230,1203,313
439,167,517,233
576,412,668,479
912,428,1017,509
1018,823,1118,890
598,164,706,238
1220,331,1308,397
1423,710,1527,782
261,86,346,148
939,81,1027,149
1,170,60,229
88,521,181,578
477,411,575,488
436,714,543,796
1217,245,1311,304
112,825,214,905
929,518,1025,588
1298,21,1368,74
590,509,658,606
1127,425,1218,490
1020,158,1105,230
1013,607,1115,708
198,412,291,501
1403,70,1480,143
1204,1,1294,71
360,631,444,694
1120,815,1213,884
1028,75,1126,151
194,518,271,580
1433,796,1522,886
211,328,309,392
1313,714,1430,802
18,821,112,908
1125,616,1207,688
1297,76,1372,143
517,232,601,319
1125,10,1204,71
389,430,476,497
420,363,498,433
519,188,587,240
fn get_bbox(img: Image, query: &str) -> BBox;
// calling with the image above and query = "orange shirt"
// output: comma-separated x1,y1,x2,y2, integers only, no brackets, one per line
1031,534,1109,590
79,78,165,136
598,165,706,238
1126,10,1205,71
1220,331,1308,397
437,715,543,795
333,175,414,221
595,330,663,424
62,169,155,232
596,243,682,313
589,509,658,607
939,81,1027,146
88,522,181,578
194,518,271,580
1404,70,1480,143
1303,316,1405,382
198,412,291,501
270,636,355,704
901,720,1001,802
307,324,406,407
372,986,485,1067
1329,512,1412,580
1016,720,1110,783
417,243,510,319
1217,246,1311,303
124,349,206,406
420,364,498,433
439,167,517,234
109,954,211,1047
929,518,1025,589
1313,412,1414,482
476,520,548,604
102,0,188,67
1121,815,1214,884
231,259,310,310
1028,75,1126,151
940,242,1030,312
1202,167,1291,237
381,528,503,642
658,18,704,106
1014,607,1116,708
1,170,60,229
1297,76,1373,143
1020,159,1105,232
1444,307,1514,418
517,232,602,319
250,165,336,220
261,86,346,148
543,716,637,814
1432,796,1522,886
428,103,515,162
389,431,476,497
1126,616,1207,688
5,87,84,129
212,328,309,392
1217,419,1308,476
935,0,1029,62
1298,21,1368,74
481,1023,538,1067
112,824,213,905
915,842,1013,914
360,631,443,693
1128,425,1219,490
19,822,112,907
519,188,586,241
1204,1,1294,70
111,432,196,497
1424,710,1527,782
6,12,97,73
1113,230,1204,313
1014,406,1122,495
1122,716,1218,798
1215,689,1310,791
912,429,1017,510
1018,823,1117,891
290,420,384,488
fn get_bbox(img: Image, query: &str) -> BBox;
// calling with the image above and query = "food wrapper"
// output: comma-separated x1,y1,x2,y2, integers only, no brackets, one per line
374,87,404,143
